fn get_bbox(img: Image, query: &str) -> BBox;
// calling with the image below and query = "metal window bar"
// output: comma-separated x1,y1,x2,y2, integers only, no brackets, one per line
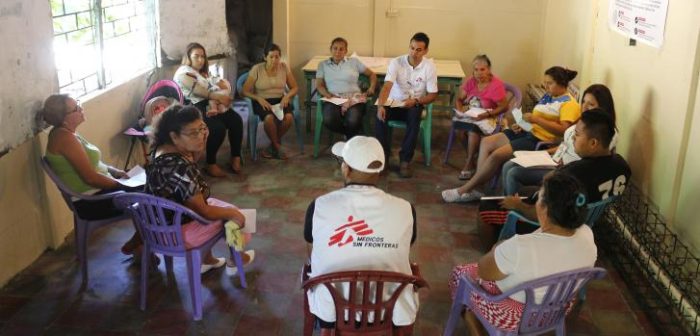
50,0,154,97
595,182,700,336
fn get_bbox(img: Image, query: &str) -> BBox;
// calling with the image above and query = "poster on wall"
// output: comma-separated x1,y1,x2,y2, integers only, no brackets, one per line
608,0,669,48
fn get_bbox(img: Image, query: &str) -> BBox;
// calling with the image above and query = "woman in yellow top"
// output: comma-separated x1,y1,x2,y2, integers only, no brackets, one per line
42,94,143,255
442,66,581,203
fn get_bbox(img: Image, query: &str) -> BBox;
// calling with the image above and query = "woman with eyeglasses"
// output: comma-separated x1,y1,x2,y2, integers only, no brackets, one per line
146,104,255,274
42,94,144,256
174,42,243,177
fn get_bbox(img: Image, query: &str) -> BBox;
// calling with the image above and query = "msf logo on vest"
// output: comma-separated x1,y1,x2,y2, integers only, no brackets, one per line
328,215,373,247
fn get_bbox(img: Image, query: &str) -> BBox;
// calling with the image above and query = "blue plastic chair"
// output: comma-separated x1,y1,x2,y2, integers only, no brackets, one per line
41,157,130,286
443,267,607,336
236,71,304,160
114,192,248,321
385,103,434,166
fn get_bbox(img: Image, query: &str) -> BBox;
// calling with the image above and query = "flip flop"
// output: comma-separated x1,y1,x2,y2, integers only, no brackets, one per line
260,147,274,159
458,170,475,180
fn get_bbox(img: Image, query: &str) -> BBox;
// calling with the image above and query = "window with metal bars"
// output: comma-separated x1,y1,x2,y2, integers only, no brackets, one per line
50,0,157,98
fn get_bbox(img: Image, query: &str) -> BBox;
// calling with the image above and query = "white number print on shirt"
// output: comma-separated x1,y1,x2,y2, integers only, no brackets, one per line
598,175,627,200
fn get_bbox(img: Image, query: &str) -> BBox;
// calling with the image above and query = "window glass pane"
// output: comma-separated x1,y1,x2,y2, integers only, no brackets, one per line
64,0,91,14
102,0,154,85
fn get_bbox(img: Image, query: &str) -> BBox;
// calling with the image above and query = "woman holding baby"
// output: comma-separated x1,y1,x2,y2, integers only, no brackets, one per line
174,42,243,177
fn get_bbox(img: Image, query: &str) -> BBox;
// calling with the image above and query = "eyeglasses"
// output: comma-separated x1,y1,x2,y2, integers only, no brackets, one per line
68,100,82,114
181,126,209,138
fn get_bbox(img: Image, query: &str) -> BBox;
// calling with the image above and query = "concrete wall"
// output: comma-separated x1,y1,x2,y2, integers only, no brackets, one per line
538,0,700,253
280,0,548,107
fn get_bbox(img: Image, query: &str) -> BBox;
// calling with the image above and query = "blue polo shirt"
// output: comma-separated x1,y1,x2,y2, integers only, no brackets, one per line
316,57,367,95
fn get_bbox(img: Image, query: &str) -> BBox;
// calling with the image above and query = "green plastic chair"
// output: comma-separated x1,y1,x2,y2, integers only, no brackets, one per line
312,97,373,158
386,103,434,166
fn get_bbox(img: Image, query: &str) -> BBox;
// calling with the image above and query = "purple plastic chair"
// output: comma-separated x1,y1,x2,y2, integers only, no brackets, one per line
113,192,248,321
443,267,607,336
443,82,522,165
41,157,130,286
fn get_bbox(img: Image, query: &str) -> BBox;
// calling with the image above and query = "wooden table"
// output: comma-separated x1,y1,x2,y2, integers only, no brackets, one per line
301,55,465,133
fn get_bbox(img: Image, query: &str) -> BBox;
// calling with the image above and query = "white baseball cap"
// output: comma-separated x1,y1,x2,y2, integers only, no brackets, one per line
331,136,385,173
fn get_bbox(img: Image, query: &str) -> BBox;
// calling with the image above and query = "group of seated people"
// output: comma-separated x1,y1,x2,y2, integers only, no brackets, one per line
40,30,633,334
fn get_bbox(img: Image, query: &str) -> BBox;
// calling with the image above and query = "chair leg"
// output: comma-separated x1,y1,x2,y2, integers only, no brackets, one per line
555,321,566,336
165,255,174,274
422,122,431,166
75,219,89,285
443,301,462,336
303,292,314,336
444,125,457,164
186,250,203,320
313,103,323,158
249,118,258,161
140,245,150,311
294,112,305,154
229,246,248,288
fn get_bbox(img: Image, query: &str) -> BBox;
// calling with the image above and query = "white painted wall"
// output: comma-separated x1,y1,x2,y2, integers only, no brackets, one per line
283,0,548,107
159,0,232,59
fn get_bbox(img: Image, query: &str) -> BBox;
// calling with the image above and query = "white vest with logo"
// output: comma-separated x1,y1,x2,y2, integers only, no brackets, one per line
308,185,418,326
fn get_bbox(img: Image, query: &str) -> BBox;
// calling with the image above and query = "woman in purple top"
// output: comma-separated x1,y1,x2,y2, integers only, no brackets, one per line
454,55,508,180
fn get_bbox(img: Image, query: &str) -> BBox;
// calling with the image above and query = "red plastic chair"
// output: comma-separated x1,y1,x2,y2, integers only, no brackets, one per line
301,263,429,336
123,80,184,169
114,192,248,321
41,158,129,286
443,267,607,336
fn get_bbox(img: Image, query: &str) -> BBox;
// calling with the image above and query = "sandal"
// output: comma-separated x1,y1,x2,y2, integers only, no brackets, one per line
458,170,475,180
274,148,288,160
261,147,275,159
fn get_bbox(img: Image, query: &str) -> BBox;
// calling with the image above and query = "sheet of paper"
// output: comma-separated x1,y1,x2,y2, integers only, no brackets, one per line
271,104,284,121
124,128,145,136
118,165,146,187
239,209,256,234
453,107,486,119
511,108,533,132
374,98,405,108
320,97,348,105
510,151,557,168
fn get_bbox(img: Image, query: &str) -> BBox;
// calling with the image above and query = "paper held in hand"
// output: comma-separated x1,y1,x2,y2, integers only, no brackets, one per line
374,98,406,108
453,107,486,120
271,104,284,121
510,150,557,168
117,165,146,188
320,97,348,105
238,209,256,234
511,108,533,132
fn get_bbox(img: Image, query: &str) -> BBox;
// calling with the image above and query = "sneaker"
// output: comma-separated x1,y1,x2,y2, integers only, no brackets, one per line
441,189,484,203
200,257,226,274
399,162,412,178
225,250,255,276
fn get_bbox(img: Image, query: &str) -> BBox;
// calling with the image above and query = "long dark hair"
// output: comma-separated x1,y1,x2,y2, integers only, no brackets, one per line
149,104,202,151
182,42,209,77
582,84,616,126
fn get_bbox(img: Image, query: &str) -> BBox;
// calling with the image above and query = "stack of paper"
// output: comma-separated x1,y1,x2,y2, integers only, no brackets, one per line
118,165,146,187
374,98,406,108
453,107,486,120
510,151,557,168
320,97,348,105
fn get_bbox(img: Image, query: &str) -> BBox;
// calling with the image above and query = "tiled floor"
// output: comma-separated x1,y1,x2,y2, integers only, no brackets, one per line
0,117,658,335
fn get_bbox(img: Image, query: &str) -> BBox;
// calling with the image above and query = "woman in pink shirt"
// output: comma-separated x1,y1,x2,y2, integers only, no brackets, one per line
454,55,508,180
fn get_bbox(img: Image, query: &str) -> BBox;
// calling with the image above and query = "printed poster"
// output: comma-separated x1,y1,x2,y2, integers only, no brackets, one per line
608,0,669,48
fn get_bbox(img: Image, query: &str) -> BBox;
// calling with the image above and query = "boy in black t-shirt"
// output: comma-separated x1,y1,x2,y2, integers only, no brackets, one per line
478,109,631,250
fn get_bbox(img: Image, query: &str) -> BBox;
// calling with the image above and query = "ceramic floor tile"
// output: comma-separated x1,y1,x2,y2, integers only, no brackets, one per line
0,126,661,335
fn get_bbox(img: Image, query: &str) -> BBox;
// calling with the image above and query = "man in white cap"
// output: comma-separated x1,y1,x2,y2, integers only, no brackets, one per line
304,136,419,334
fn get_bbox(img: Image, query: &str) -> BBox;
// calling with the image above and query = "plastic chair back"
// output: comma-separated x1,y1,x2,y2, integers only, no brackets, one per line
114,192,248,320
236,71,304,160
302,264,428,336
140,79,185,114
444,267,607,336
41,157,128,285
